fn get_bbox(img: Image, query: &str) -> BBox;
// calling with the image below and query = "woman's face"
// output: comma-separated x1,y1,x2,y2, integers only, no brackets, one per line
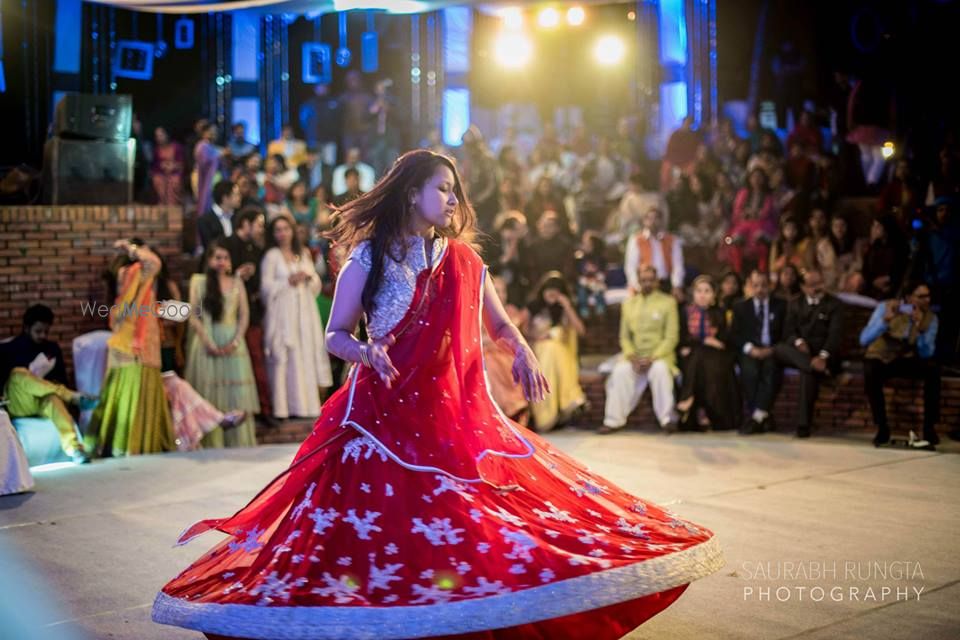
246,155,262,172
693,281,715,307
537,178,551,196
291,183,307,202
870,220,886,242
542,285,563,305
265,157,280,174
770,168,784,188
831,217,847,239
296,224,309,246
782,221,798,241
313,185,329,203
154,127,169,145
749,170,766,191
809,209,826,234
721,275,739,297
208,247,232,274
690,174,703,194
273,219,294,247
412,164,459,229
780,267,797,288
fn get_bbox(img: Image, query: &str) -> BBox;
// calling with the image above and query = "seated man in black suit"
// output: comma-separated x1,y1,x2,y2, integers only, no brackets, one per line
774,268,844,438
197,179,241,251
732,270,786,434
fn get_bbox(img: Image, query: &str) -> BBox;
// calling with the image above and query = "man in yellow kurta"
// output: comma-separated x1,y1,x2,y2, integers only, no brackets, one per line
600,265,680,434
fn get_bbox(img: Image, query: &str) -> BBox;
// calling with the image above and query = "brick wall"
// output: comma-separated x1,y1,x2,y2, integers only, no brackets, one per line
0,205,187,381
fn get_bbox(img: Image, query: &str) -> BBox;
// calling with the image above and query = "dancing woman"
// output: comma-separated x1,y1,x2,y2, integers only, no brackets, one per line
153,150,723,639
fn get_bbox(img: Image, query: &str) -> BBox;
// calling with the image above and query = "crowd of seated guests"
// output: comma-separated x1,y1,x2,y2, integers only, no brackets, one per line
7,75,959,463
456,105,957,447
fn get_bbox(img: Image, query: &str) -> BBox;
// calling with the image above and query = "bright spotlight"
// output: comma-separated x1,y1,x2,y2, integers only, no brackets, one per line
594,34,626,65
567,6,586,26
881,141,895,159
501,7,523,30
538,7,560,28
494,31,533,69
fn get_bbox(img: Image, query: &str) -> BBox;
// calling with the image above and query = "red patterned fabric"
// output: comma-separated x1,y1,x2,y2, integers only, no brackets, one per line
153,240,723,639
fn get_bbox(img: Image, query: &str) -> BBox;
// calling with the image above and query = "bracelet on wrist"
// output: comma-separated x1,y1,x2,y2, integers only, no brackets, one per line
359,344,371,367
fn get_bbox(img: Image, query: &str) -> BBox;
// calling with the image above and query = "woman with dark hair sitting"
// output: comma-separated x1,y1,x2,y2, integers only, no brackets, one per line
524,271,587,431
675,275,741,430
861,213,909,299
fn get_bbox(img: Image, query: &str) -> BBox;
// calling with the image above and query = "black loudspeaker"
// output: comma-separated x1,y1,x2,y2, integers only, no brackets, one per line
54,93,132,142
43,137,135,204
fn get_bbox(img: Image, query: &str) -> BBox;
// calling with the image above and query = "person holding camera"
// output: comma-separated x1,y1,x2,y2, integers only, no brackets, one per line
859,282,940,447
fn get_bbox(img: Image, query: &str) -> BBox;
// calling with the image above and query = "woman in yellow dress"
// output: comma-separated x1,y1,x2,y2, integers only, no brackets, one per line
88,239,174,457
523,271,587,431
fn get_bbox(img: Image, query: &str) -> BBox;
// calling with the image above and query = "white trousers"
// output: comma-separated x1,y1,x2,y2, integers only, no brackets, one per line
603,358,677,429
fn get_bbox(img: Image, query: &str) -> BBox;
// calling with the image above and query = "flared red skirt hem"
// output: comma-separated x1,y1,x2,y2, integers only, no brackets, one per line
152,535,722,639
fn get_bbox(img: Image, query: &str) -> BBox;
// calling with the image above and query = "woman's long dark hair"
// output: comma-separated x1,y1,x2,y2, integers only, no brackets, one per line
325,149,477,315
202,238,232,323
526,271,572,326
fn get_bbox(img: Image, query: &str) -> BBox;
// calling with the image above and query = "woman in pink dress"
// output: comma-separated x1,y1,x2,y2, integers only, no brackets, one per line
727,167,777,273
152,150,723,639
150,127,186,206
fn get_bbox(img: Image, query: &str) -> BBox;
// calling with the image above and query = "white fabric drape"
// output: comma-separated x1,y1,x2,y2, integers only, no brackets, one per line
0,410,34,496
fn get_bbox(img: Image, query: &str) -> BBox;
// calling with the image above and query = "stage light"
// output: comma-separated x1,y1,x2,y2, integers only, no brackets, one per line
627,10,637,21
501,7,523,30
538,7,560,29
493,31,533,69
567,7,586,26
594,35,626,65
882,141,895,159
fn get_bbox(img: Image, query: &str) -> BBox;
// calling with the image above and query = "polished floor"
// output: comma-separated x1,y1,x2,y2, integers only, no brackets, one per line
1,429,958,640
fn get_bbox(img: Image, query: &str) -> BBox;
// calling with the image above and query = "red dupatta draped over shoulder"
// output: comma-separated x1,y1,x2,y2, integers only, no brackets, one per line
176,239,533,546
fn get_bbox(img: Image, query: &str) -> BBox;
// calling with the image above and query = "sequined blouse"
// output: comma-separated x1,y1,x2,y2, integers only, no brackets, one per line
348,235,448,340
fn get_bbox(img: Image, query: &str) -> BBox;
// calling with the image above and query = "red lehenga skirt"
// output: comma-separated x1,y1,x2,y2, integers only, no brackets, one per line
152,240,724,639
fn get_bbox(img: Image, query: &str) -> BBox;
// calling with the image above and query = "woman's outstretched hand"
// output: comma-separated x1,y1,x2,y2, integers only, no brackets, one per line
367,334,399,388
512,344,550,403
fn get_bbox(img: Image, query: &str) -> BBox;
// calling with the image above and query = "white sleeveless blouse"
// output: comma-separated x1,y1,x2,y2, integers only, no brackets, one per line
347,235,448,340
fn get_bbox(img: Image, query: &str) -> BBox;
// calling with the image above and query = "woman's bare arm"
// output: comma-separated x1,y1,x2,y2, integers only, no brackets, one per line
325,258,399,386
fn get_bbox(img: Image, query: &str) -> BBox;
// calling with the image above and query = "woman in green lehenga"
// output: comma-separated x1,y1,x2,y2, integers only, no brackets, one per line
88,240,175,457
185,239,260,447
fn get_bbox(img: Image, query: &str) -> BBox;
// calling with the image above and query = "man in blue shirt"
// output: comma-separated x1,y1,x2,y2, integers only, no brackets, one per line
859,282,940,448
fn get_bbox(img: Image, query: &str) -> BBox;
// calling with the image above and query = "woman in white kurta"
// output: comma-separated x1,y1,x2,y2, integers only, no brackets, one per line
260,214,333,418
